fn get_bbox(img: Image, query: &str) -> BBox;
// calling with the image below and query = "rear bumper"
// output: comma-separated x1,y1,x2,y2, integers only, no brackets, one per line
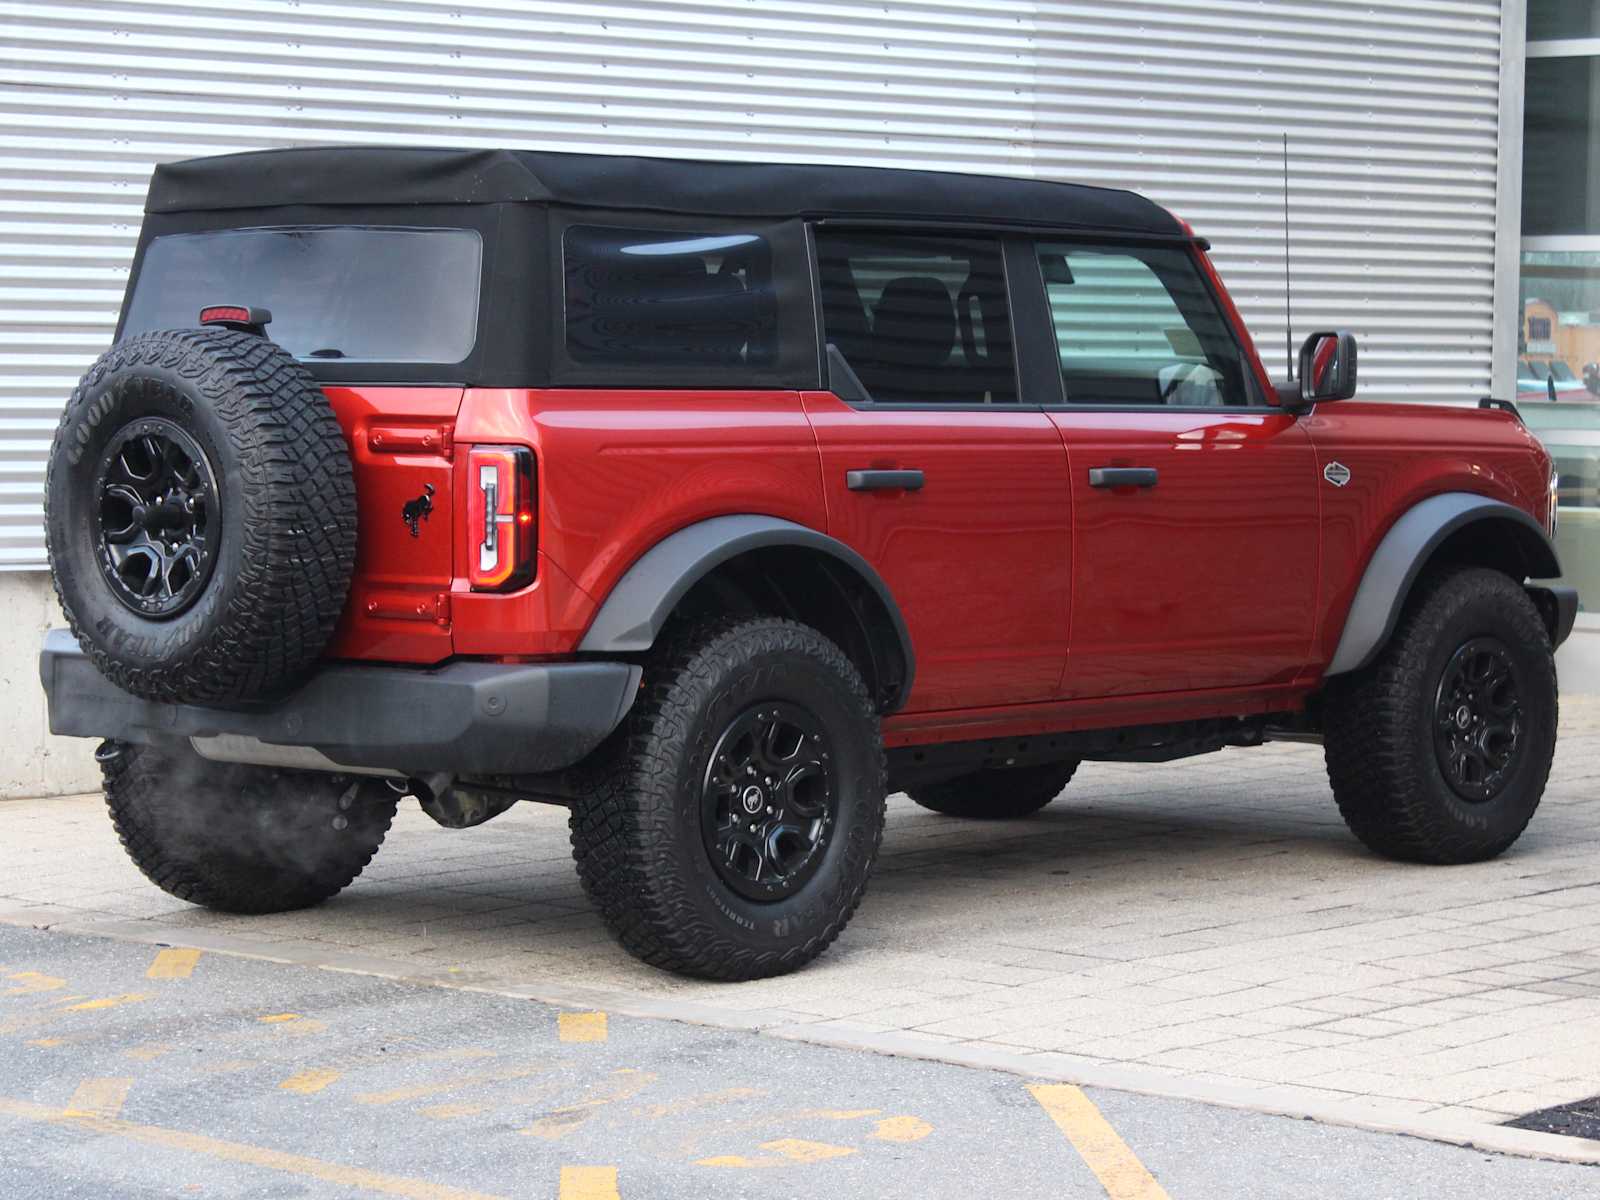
39,629,640,776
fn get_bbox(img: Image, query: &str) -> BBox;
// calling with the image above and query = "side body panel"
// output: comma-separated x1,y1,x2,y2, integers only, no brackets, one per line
1300,402,1554,674
452,387,828,656
801,390,1071,712
1049,409,1320,696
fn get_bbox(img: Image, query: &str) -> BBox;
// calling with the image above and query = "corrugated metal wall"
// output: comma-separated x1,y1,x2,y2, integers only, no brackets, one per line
0,0,1507,569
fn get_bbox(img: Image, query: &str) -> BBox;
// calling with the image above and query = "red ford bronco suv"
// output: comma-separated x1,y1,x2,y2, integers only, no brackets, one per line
40,147,1578,981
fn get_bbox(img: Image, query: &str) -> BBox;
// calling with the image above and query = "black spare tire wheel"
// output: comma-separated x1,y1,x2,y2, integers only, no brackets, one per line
45,327,357,704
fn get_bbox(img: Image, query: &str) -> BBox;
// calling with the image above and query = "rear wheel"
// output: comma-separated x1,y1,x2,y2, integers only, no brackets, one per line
103,741,397,914
569,617,885,980
908,761,1079,819
1322,566,1557,864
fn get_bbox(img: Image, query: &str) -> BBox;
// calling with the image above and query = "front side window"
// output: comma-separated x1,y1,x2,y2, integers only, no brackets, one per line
1038,243,1257,407
814,232,1015,405
123,226,482,364
563,225,778,369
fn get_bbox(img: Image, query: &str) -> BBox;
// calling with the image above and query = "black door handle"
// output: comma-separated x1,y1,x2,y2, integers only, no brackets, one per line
847,469,925,492
1088,467,1158,489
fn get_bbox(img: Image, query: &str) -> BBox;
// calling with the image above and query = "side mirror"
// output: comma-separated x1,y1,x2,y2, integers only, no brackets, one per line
1297,330,1358,404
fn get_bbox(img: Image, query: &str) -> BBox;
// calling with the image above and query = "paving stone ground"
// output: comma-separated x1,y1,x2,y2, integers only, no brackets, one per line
4,643,1599,1147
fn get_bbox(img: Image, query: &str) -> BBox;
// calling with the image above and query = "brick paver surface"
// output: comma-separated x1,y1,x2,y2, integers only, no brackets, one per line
5,693,1599,1133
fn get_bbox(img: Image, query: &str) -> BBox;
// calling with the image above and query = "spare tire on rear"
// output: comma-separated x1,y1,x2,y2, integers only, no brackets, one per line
45,326,357,705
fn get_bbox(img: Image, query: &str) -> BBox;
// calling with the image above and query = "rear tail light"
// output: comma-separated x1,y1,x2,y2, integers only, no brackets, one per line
466,445,535,591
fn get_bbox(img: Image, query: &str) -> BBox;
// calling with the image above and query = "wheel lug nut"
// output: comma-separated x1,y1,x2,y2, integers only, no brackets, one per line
331,815,349,831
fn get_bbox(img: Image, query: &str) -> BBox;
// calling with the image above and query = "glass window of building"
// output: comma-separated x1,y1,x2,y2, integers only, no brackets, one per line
1522,3,1600,613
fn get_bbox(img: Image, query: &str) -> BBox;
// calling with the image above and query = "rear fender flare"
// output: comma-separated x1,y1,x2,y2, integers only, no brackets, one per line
1324,492,1562,677
577,515,916,710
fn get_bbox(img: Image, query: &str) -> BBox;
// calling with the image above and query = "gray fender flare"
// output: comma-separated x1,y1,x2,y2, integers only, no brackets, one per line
1324,492,1562,677
577,514,916,707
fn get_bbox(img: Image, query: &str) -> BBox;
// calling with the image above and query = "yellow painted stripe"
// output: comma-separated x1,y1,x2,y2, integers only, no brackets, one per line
558,1012,607,1043
258,1013,301,1023
558,1166,619,1200
872,1115,933,1143
1028,1084,1170,1200
280,1068,342,1095
147,948,201,980
0,1095,508,1200
62,993,150,1012
4,972,67,995
64,1078,132,1119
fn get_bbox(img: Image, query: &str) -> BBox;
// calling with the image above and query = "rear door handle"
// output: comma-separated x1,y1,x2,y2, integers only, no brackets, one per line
1088,467,1158,489
847,469,925,492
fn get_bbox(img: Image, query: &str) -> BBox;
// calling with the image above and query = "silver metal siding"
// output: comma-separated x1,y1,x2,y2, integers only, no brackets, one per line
0,0,1507,569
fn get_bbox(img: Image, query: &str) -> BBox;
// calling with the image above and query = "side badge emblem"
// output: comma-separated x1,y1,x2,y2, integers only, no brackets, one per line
402,483,436,537
1323,461,1351,488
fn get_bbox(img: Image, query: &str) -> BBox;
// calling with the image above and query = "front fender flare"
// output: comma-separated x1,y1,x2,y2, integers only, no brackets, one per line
1324,492,1562,677
577,514,916,708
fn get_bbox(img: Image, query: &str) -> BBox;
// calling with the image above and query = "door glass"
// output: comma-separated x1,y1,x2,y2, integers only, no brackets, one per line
814,232,1016,404
1038,243,1258,407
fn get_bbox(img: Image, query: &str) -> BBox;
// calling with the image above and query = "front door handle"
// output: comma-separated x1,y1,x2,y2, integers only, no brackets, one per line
1088,467,1158,489
847,469,925,492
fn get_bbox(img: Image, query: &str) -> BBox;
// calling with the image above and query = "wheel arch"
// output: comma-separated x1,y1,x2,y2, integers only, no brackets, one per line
1324,492,1563,678
577,515,915,712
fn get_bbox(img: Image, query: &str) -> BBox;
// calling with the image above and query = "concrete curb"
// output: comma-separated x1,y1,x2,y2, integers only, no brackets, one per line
4,906,1599,1167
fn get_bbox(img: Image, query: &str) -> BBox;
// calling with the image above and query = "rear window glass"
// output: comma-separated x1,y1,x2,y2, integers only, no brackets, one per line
563,225,778,369
122,226,482,364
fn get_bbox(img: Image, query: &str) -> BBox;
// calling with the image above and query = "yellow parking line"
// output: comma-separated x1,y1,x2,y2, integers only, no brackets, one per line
4,971,67,995
1028,1084,1169,1200
280,1068,342,1095
558,1012,607,1043
62,993,150,1012
147,948,201,979
65,1077,132,1119
0,1095,508,1200
559,1166,620,1199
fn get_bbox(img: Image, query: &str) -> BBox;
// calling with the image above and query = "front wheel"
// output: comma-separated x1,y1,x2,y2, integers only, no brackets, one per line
569,617,886,980
1322,566,1557,864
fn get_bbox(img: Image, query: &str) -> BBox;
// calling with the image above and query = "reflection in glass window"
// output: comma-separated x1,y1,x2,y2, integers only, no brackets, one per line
1038,243,1256,407
1529,0,1600,40
563,226,777,369
123,226,483,364
1517,250,1600,602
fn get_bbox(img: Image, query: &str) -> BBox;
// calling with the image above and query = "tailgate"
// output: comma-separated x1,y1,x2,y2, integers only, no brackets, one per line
322,386,463,663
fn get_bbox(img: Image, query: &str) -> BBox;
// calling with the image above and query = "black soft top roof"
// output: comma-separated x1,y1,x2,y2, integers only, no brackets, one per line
145,146,1183,237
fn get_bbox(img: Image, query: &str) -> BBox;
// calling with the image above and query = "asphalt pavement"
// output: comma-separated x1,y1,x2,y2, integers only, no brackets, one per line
2,923,1597,1199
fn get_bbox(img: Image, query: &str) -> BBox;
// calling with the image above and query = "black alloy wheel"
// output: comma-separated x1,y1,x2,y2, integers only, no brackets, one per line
94,417,219,618
701,701,837,902
1432,636,1523,802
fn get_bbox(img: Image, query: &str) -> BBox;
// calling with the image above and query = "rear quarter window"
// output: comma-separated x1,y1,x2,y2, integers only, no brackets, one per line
562,224,780,374
121,226,483,364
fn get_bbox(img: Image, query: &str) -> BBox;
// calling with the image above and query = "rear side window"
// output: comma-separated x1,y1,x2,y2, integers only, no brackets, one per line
815,232,1015,405
1038,243,1257,407
563,226,778,369
122,226,482,364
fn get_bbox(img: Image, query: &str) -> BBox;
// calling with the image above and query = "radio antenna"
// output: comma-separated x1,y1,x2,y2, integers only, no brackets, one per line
1283,132,1294,378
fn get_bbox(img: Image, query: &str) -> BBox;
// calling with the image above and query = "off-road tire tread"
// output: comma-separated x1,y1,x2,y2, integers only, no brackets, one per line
908,760,1080,819
1323,565,1557,864
46,327,356,703
103,742,396,914
569,616,886,981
